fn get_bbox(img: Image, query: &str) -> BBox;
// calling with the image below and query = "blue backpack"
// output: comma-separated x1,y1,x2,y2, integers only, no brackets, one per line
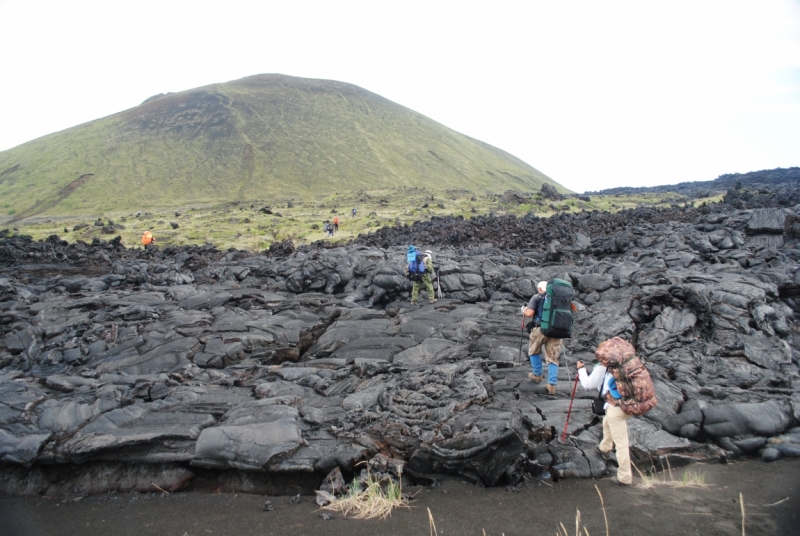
406,246,427,281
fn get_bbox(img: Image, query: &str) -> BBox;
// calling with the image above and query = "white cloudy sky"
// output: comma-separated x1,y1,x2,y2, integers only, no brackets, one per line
1,0,798,193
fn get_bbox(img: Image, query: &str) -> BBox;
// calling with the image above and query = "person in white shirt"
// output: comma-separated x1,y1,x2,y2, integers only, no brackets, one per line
577,359,633,486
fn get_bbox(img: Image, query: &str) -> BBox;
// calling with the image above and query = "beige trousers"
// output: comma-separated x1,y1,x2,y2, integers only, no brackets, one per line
599,405,633,484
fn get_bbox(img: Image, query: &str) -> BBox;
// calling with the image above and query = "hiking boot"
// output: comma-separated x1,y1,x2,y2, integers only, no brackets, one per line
595,445,612,461
610,476,632,486
410,300,418,306
429,299,437,304
546,384,557,395
528,373,543,383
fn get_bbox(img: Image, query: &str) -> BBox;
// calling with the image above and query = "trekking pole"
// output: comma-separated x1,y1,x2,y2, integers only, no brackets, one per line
518,312,526,366
437,273,443,299
560,372,580,443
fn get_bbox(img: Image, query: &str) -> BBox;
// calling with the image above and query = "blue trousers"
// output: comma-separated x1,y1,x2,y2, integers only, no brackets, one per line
529,354,558,385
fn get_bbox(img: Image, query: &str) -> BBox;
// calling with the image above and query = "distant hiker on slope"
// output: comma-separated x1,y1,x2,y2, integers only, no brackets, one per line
352,207,357,217
141,230,155,250
407,247,437,306
333,216,339,232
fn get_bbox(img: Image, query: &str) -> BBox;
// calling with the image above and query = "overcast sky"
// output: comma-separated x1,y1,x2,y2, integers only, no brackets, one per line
1,0,798,193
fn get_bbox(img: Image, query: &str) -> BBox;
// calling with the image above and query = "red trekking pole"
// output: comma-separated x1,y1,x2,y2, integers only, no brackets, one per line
560,373,580,442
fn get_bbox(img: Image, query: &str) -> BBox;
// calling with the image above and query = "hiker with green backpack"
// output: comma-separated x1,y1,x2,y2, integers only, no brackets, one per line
522,279,576,394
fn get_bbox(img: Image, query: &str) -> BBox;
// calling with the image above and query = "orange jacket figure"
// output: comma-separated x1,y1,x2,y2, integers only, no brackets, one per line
333,217,339,225
142,231,155,247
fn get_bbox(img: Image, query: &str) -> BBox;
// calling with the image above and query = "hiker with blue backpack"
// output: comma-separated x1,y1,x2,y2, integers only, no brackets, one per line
406,246,437,305
522,279,576,394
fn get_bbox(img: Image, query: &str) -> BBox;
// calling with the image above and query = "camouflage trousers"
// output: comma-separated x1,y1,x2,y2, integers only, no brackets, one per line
411,275,435,302
528,327,563,365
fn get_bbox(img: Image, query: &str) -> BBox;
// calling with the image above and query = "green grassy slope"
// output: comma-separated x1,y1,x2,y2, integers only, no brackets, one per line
0,74,562,220
9,187,720,252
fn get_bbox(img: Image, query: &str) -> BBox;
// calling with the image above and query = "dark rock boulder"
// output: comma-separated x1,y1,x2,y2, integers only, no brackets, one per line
702,401,794,438
747,208,787,234
192,403,303,471
541,183,563,201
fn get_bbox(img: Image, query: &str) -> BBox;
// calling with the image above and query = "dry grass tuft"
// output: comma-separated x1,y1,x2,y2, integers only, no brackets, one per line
424,477,747,536
633,460,708,490
428,507,438,536
556,509,591,536
740,492,746,536
427,488,608,536
596,484,609,536
317,472,409,520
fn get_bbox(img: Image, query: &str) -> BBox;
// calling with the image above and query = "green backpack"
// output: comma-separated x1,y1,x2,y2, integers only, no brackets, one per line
540,278,575,339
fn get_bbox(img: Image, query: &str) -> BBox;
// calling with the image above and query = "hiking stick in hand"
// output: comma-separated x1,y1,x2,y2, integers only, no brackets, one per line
518,312,526,366
560,373,580,443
